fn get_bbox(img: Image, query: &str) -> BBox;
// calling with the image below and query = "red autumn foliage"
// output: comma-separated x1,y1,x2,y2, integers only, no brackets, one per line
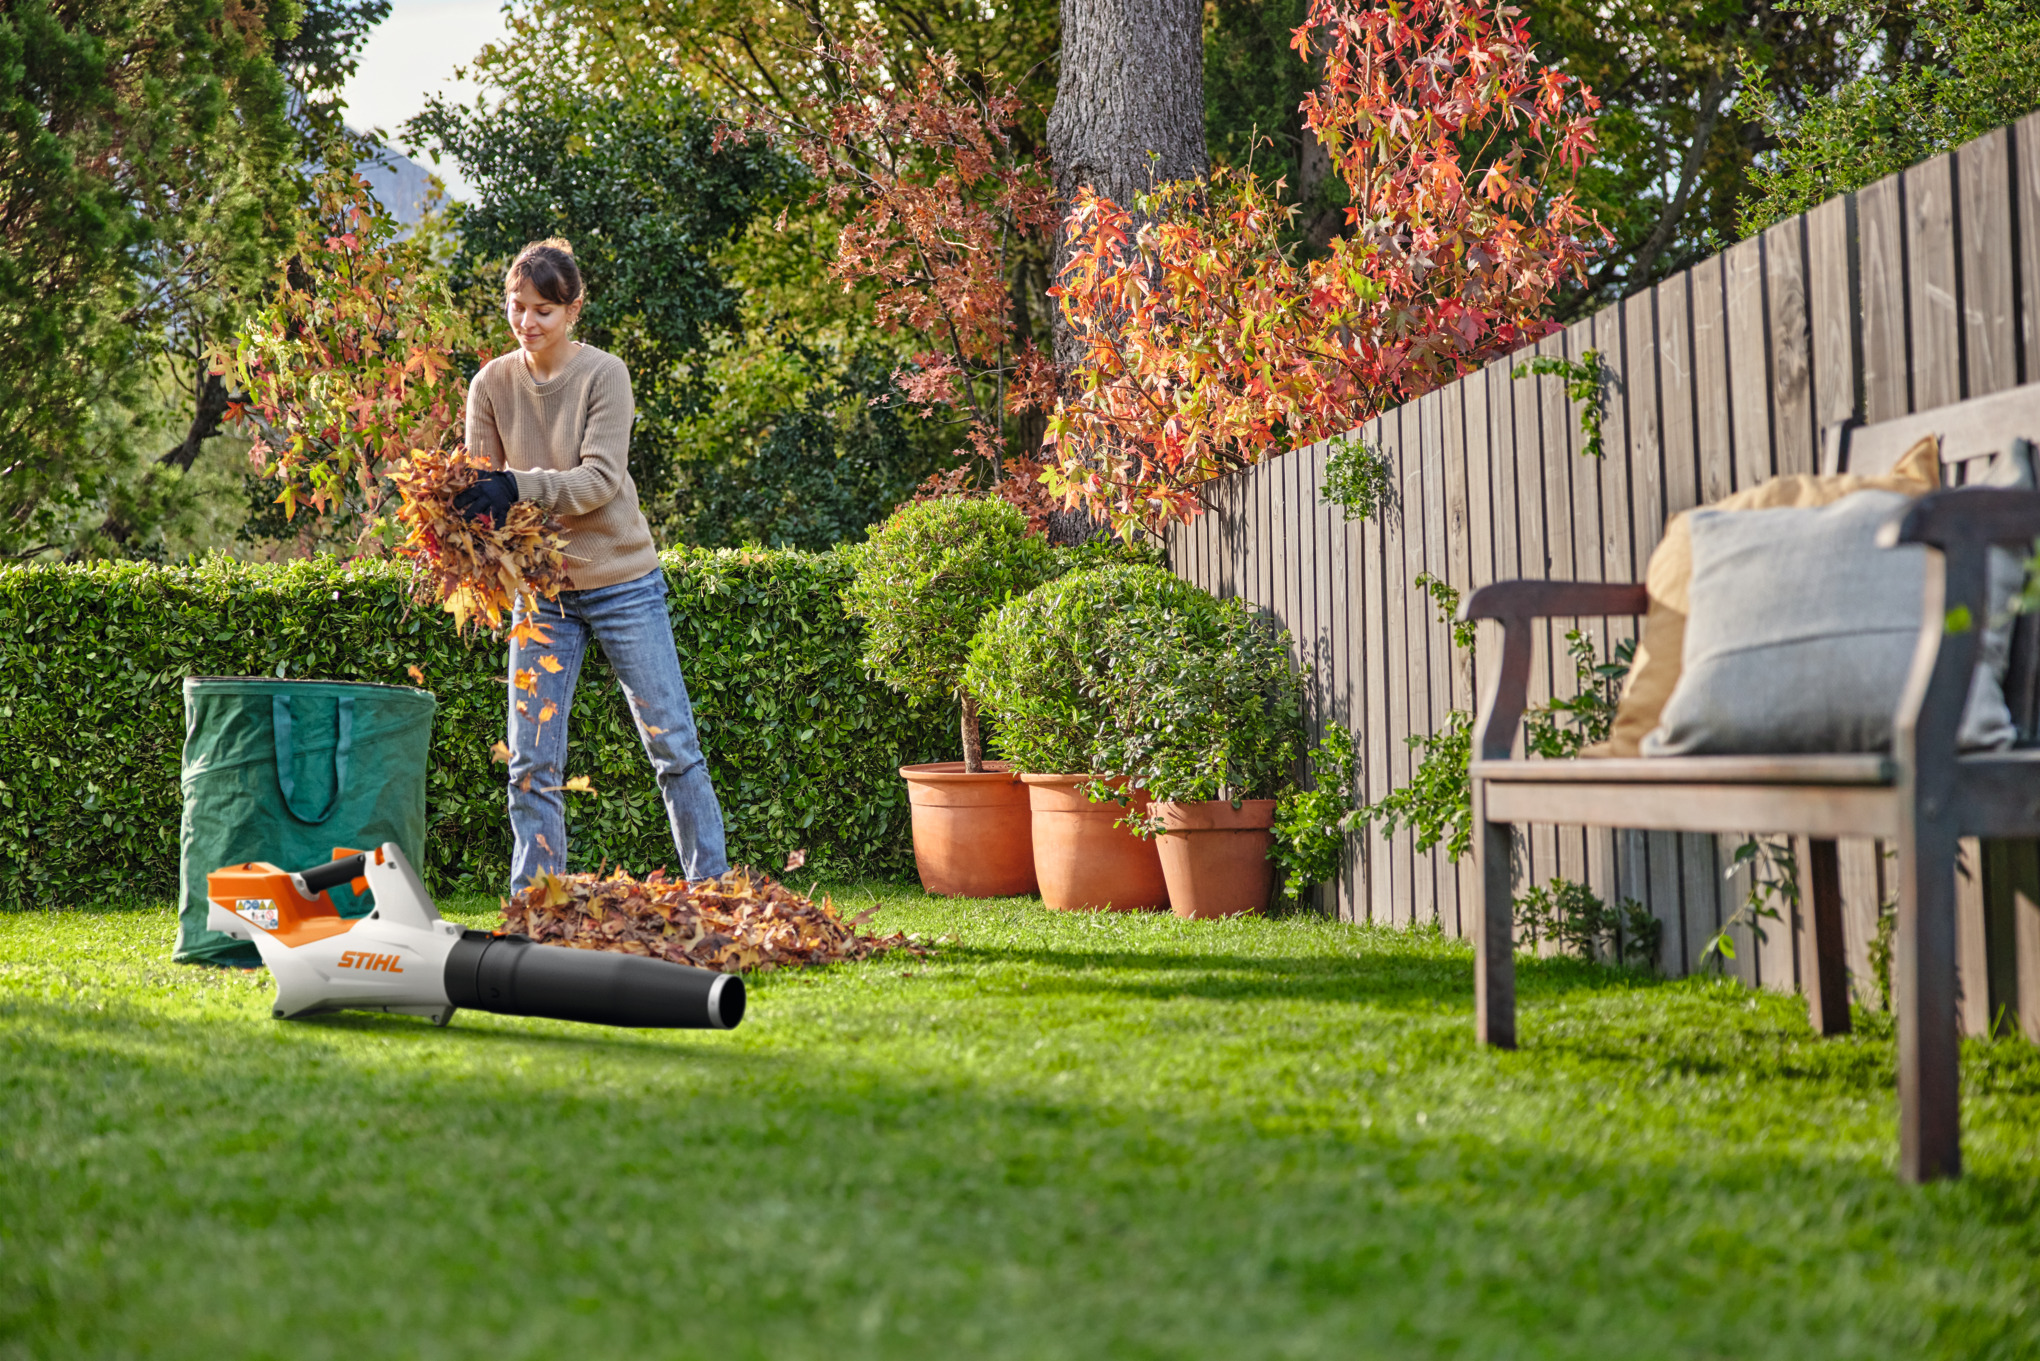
723,32,1062,529
218,168,571,630
1044,0,1606,538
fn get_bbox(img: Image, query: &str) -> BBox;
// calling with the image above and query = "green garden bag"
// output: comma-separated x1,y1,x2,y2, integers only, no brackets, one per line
175,678,437,966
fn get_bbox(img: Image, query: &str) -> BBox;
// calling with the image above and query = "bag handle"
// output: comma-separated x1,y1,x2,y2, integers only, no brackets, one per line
272,694,353,825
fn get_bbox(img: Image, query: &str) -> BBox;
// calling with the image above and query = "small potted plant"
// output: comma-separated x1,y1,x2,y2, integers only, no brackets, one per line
842,496,1057,897
1088,593,1308,918
963,564,1204,912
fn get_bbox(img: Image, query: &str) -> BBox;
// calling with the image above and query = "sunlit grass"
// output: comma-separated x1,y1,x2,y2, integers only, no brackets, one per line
2,883,2037,1360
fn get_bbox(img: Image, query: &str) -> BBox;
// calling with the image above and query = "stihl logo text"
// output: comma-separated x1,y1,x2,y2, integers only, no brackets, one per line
337,951,403,973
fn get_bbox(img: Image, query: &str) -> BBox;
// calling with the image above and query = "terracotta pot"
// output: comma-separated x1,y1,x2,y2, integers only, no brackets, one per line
900,761,1037,898
1021,774,1169,912
1150,799,1278,919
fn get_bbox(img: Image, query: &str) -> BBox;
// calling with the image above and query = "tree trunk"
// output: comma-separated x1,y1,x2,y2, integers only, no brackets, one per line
1047,0,1209,374
1045,0,1208,544
961,693,984,774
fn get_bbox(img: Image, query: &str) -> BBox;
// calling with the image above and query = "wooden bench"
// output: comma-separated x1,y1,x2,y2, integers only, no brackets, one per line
1460,385,2040,1182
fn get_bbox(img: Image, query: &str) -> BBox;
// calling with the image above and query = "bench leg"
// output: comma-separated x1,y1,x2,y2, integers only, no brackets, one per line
1473,783,1516,1049
1798,837,1852,1036
1895,814,1962,1182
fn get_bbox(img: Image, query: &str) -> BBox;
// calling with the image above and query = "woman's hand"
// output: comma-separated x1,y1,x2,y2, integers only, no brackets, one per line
453,470,520,525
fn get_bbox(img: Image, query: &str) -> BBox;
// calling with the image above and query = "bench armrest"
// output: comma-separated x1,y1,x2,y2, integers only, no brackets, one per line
1883,485,2040,786
1884,483,2040,551
1459,580,1650,623
1459,580,1650,761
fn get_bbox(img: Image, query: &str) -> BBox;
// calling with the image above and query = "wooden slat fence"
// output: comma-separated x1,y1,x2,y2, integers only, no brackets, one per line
1166,114,2040,1009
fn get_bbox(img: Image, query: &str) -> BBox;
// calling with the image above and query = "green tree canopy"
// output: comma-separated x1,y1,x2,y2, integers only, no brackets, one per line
1740,0,2040,232
407,37,799,510
0,0,301,558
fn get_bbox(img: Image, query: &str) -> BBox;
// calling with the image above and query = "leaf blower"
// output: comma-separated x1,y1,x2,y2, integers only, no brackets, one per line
205,842,745,1031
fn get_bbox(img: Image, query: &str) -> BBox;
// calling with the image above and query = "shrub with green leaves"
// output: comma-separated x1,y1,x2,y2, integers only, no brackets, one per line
0,550,952,907
1087,594,1306,805
841,497,1058,771
1271,724,1360,901
964,565,1212,775
1515,877,1661,970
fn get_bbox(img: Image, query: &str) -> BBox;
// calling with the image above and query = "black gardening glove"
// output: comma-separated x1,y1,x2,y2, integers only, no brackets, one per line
453,470,520,525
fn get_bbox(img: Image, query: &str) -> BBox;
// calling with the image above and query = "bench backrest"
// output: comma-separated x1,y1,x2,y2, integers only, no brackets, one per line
1825,382,2040,743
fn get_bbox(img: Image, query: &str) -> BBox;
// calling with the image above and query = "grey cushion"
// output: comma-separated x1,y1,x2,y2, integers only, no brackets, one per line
1643,488,2019,756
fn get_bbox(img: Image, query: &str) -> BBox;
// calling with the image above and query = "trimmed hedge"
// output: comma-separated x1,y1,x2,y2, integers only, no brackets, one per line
0,549,957,907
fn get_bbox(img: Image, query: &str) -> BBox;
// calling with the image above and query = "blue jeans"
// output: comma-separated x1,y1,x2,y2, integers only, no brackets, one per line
506,568,729,887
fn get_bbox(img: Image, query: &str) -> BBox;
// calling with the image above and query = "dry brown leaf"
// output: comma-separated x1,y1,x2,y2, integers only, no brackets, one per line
489,740,512,764
513,668,540,694
538,655,565,674
538,702,558,724
540,774,596,794
783,848,808,872
502,867,926,975
406,664,426,685
392,447,572,635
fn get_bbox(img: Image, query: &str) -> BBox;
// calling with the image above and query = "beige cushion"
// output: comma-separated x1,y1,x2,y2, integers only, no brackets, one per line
1643,490,2017,756
1586,436,1943,757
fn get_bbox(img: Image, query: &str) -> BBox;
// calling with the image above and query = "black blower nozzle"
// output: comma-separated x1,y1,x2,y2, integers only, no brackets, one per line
444,931,744,1030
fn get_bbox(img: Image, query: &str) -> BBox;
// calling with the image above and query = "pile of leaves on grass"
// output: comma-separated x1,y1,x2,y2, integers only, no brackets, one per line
392,446,572,634
503,867,927,973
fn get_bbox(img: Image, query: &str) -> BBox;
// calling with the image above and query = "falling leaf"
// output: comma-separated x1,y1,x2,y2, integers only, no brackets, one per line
489,740,512,764
535,832,553,855
538,654,564,674
513,668,539,694
509,616,552,647
783,848,808,872
538,702,557,724
541,775,597,794
645,725,666,736
406,664,425,685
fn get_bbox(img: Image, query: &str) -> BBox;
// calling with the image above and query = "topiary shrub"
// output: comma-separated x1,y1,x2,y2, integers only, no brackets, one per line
840,496,1057,771
1087,593,1307,805
962,564,1220,775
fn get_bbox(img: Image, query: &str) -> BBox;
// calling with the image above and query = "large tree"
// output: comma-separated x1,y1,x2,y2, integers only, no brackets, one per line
1201,0,1857,311
408,51,793,510
0,0,402,559
1045,0,1208,373
1740,0,2040,232
0,0,304,558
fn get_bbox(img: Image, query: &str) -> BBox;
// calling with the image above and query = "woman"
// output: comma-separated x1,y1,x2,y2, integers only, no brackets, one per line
455,238,728,887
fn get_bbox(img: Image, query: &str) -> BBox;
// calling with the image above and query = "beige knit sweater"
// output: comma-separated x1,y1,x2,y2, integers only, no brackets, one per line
465,344,661,590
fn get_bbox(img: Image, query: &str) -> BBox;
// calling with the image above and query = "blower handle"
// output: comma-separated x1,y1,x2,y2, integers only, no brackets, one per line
298,852,369,895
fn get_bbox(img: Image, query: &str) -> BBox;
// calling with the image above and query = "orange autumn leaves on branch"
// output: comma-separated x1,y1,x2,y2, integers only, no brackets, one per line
217,168,570,633
724,33,1061,528
1044,0,1607,539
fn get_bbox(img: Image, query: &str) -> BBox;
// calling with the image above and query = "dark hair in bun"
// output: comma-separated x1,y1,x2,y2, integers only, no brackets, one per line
505,238,584,306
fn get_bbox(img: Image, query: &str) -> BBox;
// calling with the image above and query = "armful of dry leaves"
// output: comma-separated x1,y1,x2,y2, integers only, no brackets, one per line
504,867,929,973
391,447,573,634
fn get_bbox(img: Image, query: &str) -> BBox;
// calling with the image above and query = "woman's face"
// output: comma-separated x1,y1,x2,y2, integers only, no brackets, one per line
505,280,580,361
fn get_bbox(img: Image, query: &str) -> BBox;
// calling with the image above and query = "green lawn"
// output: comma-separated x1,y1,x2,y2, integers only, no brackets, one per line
3,885,2038,1361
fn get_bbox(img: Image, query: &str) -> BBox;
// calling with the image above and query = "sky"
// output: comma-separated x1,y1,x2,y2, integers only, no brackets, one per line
337,0,512,199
